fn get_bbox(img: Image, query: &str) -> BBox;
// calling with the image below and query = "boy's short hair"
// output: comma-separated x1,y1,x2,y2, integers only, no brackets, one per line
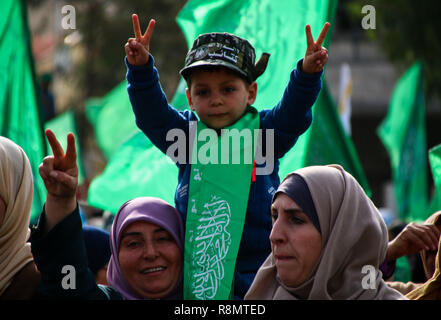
180,32,270,85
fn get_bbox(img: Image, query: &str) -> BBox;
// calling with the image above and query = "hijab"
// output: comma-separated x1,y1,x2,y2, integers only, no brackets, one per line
406,212,441,300
245,164,405,300
0,137,34,295
106,197,184,300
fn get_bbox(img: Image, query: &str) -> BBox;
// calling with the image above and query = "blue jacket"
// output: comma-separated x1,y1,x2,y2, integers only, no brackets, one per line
126,55,322,299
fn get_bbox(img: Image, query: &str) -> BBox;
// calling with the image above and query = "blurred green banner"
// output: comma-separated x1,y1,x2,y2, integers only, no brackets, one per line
86,81,138,160
428,144,441,215
88,131,178,213
0,0,47,224
278,81,371,196
377,62,429,222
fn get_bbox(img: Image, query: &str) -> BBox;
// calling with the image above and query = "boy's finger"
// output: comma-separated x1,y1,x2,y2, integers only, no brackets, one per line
308,50,324,60
45,129,64,159
316,22,330,47
142,19,156,44
305,24,314,49
132,14,142,40
65,132,77,165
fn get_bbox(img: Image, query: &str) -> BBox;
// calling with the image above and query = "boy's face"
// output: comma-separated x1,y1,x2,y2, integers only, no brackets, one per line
186,68,257,129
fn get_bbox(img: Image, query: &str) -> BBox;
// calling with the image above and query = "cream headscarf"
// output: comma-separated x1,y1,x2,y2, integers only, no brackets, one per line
245,164,406,300
0,137,34,295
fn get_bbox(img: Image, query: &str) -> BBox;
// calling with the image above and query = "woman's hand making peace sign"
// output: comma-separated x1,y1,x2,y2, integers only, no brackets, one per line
39,129,78,233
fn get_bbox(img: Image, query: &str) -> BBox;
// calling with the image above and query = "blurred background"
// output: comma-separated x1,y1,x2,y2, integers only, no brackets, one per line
4,0,440,227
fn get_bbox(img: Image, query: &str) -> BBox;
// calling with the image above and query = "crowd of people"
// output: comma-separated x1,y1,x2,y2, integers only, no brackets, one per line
1,14,440,300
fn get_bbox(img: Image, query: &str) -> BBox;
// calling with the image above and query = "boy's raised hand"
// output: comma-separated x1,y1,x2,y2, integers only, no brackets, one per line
302,22,330,74
125,14,156,66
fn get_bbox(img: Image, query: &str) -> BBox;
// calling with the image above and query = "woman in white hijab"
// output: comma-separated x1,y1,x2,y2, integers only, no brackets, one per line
245,164,405,300
0,136,40,299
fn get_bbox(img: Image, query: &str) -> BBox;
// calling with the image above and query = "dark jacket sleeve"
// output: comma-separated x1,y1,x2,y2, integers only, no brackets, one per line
260,59,322,159
30,205,122,300
126,55,192,155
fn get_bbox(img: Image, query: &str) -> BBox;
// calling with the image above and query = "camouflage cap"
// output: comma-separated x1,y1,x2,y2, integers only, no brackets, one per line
180,32,269,83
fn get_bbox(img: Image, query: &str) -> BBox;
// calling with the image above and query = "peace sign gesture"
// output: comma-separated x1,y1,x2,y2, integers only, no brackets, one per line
125,14,156,66
39,129,78,199
302,22,330,74
39,129,78,232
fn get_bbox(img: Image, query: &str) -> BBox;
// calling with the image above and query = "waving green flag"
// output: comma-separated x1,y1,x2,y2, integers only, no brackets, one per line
88,0,372,221
427,144,441,214
278,81,371,195
377,62,428,222
86,81,138,160
88,131,177,213
0,0,47,224
173,0,370,195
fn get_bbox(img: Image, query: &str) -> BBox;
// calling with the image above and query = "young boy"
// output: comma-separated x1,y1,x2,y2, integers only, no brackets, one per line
124,14,329,299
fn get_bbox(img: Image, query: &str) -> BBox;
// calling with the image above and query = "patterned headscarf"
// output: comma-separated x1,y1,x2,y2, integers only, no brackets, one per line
106,197,184,300
0,137,34,295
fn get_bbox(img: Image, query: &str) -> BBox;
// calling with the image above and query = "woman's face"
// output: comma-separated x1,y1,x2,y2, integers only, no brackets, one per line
270,193,322,288
118,221,182,299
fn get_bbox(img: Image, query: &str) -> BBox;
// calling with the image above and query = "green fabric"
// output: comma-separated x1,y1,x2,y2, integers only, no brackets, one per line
173,0,336,110
173,0,370,196
0,0,47,224
87,131,178,213
377,62,428,222
44,110,85,184
428,144,441,214
278,82,371,196
88,0,371,217
184,108,259,300
394,256,412,283
85,81,138,160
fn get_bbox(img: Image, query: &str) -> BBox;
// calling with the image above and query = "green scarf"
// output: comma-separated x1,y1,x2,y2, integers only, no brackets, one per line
183,107,260,300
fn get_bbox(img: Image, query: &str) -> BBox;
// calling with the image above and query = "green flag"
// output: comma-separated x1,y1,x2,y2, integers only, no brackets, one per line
0,0,47,224
428,144,441,214
279,81,371,196
86,81,138,160
44,110,85,185
173,0,336,109
86,79,182,214
88,131,178,213
89,0,372,218
377,62,428,222
172,0,370,195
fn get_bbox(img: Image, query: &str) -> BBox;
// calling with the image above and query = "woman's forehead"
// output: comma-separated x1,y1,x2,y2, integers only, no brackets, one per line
122,220,164,234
